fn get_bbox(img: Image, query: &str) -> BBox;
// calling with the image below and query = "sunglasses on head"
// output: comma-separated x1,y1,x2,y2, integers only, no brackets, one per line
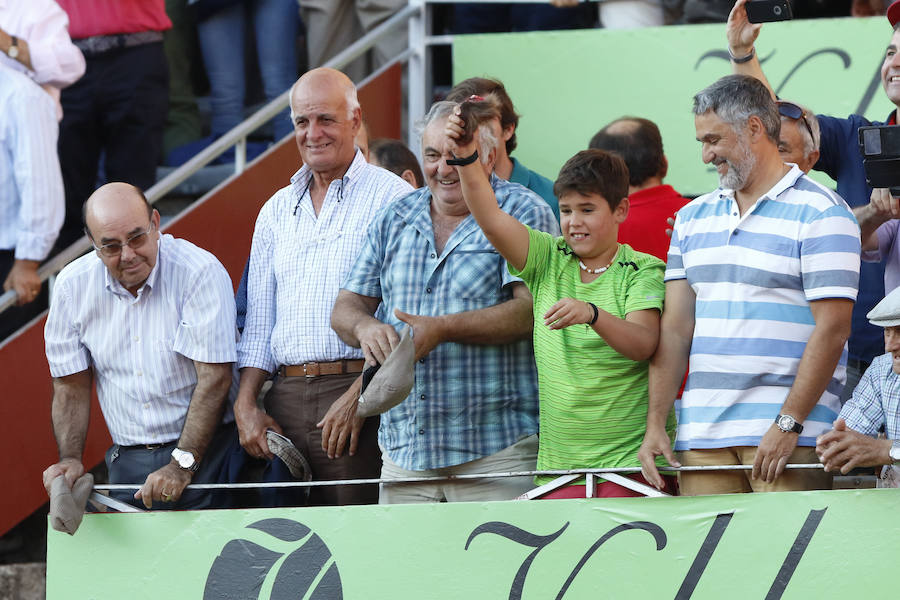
777,101,815,145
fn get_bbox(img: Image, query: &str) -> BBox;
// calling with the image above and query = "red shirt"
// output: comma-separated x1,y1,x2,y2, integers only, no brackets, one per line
57,0,171,39
617,184,690,262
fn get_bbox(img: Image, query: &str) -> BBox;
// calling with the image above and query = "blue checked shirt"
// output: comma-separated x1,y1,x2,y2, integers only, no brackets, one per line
44,234,238,446
839,353,900,441
341,176,560,470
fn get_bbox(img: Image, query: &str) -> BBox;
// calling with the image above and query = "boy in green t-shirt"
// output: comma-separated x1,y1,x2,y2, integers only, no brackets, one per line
447,104,677,497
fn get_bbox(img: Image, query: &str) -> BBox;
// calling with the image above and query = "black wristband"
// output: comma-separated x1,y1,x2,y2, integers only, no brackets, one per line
729,46,755,64
447,149,479,166
586,302,599,326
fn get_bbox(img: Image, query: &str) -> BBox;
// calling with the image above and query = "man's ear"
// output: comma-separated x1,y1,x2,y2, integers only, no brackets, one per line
659,155,669,180
502,123,515,142
804,149,820,172
746,115,767,143
401,169,418,188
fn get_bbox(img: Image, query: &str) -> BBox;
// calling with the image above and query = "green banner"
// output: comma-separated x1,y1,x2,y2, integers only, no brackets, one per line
48,489,900,598
454,18,895,196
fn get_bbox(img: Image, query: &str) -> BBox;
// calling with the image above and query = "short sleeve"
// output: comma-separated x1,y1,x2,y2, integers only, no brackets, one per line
508,225,556,289
623,254,665,314
800,203,860,301
664,213,686,281
173,260,237,364
44,280,90,377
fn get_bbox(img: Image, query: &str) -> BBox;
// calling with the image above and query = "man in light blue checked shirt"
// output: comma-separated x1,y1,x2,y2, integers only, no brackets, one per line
332,99,560,503
817,286,900,486
42,183,238,511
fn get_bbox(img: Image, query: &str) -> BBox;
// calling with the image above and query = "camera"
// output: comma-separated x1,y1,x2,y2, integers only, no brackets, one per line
858,125,900,196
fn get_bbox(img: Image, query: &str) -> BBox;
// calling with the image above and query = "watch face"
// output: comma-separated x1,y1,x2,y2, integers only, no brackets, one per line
778,415,794,430
7,46,18,59
177,454,193,468
890,443,900,462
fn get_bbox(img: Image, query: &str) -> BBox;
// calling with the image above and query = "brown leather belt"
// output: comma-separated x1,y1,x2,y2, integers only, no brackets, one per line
279,359,366,378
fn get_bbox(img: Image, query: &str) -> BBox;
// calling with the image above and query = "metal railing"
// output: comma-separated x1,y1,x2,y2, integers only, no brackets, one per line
88,463,837,512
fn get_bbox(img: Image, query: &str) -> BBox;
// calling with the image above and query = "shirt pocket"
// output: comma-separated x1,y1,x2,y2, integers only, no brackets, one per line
447,249,504,301
154,338,192,396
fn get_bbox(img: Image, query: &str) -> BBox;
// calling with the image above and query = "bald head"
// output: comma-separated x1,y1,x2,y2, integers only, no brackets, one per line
83,182,161,295
289,68,362,178
589,117,666,189
83,182,152,238
289,68,360,122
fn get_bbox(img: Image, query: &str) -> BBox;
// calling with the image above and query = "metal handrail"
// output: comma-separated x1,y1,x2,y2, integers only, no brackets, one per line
92,463,830,491
0,2,421,317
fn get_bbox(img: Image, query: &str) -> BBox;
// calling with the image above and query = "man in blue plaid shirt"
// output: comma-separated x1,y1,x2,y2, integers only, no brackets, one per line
332,100,559,503
817,286,900,486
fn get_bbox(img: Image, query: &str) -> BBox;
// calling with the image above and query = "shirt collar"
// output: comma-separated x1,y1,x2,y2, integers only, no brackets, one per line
289,148,367,188
718,164,803,204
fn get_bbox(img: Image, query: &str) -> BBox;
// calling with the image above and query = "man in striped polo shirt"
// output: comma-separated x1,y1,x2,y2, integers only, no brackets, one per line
639,74,861,495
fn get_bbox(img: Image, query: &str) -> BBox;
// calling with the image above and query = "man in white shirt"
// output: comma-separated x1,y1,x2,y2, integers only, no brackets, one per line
236,67,412,506
42,182,238,510
0,65,63,339
0,0,85,119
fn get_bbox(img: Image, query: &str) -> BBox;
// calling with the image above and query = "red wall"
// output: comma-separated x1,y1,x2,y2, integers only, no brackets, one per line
0,65,402,535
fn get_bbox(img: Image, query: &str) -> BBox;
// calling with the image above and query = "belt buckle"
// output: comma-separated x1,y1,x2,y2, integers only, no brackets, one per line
304,362,320,378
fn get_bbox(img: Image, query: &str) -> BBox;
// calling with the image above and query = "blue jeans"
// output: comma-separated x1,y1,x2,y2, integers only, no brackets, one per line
197,0,299,141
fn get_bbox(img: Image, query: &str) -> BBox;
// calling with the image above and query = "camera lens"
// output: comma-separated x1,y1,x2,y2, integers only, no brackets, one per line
774,6,782,15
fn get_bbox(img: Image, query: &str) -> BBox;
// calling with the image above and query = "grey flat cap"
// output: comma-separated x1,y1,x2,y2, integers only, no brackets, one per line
357,325,415,419
868,286,900,327
266,430,312,481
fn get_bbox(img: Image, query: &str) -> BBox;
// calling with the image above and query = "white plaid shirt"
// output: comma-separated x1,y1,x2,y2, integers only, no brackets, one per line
237,150,413,373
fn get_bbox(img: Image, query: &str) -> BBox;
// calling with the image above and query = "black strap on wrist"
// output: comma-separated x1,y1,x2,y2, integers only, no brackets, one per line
729,46,755,64
586,302,599,326
447,149,478,166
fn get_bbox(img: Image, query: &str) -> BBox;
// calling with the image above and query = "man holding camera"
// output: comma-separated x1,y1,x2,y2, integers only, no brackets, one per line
726,0,897,400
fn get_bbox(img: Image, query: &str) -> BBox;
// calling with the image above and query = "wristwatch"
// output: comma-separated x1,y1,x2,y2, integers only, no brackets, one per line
775,414,803,434
171,448,199,472
6,36,18,60
890,440,900,465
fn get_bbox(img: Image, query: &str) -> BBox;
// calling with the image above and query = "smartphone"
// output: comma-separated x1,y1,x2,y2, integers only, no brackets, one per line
745,0,793,23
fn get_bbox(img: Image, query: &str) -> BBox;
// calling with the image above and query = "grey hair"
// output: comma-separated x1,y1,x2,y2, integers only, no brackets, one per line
692,74,781,143
797,104,820,156
416,100,499,165
287,78,361,124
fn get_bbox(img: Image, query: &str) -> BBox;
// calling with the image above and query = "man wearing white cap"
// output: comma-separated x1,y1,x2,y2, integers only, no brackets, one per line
816,286,900,486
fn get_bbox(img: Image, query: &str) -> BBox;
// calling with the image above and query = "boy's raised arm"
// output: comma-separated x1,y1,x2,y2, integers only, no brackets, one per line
446,107,531,272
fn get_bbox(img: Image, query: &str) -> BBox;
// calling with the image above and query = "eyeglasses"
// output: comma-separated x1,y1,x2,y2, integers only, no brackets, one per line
777,101,815,146
91,222,154,257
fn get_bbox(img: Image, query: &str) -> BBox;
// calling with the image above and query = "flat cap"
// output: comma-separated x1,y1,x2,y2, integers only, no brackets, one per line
868,286,900,327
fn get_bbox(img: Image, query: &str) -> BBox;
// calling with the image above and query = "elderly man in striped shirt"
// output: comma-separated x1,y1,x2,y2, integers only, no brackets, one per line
42,182,238,510
235,68,412,506
639,75,861,495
